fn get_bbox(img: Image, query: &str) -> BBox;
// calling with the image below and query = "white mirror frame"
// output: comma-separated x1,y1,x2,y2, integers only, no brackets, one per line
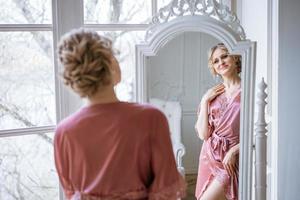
135,1,256,199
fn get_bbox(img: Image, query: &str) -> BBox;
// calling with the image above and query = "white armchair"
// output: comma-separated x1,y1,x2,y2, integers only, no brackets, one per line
149,98,186,175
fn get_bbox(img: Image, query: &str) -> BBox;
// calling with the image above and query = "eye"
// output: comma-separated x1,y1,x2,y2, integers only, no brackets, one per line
221,54,228,59
213,59,218,64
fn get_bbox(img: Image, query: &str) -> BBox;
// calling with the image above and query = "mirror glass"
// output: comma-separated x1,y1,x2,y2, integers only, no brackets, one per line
145,31,243,199
147,31,220,172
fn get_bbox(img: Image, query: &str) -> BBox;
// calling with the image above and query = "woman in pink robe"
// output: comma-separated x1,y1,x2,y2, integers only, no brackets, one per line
54,29,186,200
195,43,241,200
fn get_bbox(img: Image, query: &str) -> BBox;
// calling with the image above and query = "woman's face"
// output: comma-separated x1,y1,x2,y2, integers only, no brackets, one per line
211,48,238,78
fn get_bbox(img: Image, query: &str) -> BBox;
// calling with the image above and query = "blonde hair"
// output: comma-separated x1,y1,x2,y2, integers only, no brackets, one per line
57,29,115,97
208,43,241,76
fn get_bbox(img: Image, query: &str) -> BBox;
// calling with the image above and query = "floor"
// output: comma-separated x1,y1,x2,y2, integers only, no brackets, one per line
184,174,197,200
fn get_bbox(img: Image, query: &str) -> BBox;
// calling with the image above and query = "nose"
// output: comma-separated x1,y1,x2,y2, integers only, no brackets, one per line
218,58,225,66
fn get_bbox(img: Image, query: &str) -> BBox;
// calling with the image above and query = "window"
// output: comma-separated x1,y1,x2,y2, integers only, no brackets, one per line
83,0,154,101
83,0,152,24
0,0,170,199
0,0,58,198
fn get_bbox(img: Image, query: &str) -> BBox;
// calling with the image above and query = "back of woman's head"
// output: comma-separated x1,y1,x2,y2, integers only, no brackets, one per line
58,29,114,97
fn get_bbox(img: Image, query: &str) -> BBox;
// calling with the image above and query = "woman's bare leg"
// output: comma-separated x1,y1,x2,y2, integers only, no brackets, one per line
199,179,227,200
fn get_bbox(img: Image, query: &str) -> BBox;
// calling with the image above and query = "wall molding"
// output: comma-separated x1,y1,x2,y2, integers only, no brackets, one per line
268,0,279,199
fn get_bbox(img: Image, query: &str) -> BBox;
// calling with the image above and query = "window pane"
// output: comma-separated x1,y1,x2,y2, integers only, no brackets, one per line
0,32,56,130
0,133,58,199
84,0,151,24
97,31,145,101
0,0,52,24
157,0,173,11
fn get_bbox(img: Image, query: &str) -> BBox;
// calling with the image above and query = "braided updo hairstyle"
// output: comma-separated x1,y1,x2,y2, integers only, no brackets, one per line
58,29,115,97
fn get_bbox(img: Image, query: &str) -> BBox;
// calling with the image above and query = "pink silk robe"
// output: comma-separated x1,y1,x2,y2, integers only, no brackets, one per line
54,102,186,200
195,90,240,200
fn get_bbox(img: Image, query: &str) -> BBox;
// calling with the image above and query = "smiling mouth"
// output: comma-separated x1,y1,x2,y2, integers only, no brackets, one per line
219,65,228,69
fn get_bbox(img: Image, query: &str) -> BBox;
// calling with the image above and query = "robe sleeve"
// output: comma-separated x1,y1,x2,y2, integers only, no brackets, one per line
54,126,74,199
148,110,186,200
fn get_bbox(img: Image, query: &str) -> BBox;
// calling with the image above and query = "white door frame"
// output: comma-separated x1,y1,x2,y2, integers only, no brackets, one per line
268,0,279,199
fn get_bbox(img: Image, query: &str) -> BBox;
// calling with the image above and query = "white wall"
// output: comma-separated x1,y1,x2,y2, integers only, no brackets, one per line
240,0,268,82
278,0,300,199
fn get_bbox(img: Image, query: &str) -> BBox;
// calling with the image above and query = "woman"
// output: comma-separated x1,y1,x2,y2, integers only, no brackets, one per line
54,29,186,200
195,43,241,200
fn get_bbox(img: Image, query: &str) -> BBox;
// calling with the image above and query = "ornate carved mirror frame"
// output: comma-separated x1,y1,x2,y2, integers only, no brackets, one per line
135,1,256,199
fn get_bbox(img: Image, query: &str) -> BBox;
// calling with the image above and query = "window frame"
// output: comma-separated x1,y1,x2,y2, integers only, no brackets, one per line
0,0,60,198
0,0,58,135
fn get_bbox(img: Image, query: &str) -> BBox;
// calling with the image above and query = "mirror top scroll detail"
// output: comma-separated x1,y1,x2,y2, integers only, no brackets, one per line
146,0,246,41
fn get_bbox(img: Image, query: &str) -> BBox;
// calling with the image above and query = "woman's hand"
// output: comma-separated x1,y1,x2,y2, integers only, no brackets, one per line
201,84,225,104
222,148,238,177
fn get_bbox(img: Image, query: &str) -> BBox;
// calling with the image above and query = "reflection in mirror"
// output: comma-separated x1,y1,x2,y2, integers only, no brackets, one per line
146,32,241,199
194,43,241,200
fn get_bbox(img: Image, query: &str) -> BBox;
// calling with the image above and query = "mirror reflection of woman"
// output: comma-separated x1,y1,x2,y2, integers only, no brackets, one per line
195,43,241,200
